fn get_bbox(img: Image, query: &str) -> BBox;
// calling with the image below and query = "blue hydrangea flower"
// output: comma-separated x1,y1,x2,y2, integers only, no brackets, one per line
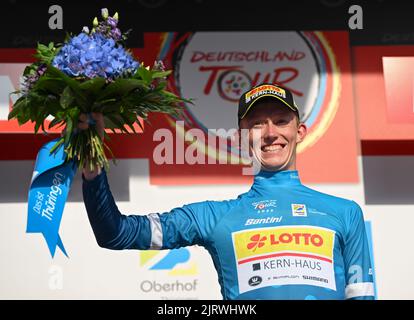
52,32,138,79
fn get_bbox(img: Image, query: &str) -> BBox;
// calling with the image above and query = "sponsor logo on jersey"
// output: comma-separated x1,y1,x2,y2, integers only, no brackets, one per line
244,216,282,226
251,199,277,213
291,204,307,217
248,276,262,286
232,225,336,293
235,226,332,260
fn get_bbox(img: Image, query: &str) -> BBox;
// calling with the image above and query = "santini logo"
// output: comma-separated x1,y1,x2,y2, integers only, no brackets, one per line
245,216,282,226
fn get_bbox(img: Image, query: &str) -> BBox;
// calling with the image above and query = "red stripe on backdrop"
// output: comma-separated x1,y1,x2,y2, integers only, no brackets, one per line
0,35,161,65
0,134,60,160
3,138,413,161
0,132,151,160
0,49,36,63
361,140,414,156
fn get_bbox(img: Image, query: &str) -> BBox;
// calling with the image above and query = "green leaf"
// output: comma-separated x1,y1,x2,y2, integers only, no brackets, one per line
97,78,147,101
103,116,119,130
43,95,62,115
50,138,64,154
23,64,37,76
92,98,118,112
8,98,26,120
17,103,31,125
64,117,73,147
33,76,65,95
48,117,64,129
60,86,75,109
105,114,128,132
37,43,49,54
46,65,88,111
7,107,20,121
67,107,80,122
136,66,152,84
34,43,56,64
34,120,42,134
79,77,106,95
151,70,171,79
95,100,121,114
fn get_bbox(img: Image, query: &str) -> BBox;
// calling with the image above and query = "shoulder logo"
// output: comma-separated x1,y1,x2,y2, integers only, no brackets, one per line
291,204,307,217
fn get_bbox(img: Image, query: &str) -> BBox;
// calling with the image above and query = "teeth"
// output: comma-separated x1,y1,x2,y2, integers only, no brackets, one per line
263,145,283,152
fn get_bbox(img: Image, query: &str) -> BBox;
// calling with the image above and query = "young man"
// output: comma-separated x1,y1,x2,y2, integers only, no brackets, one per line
82,83,375,300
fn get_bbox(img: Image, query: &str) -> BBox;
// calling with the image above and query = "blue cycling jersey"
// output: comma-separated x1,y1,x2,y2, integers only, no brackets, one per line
83,169,374,300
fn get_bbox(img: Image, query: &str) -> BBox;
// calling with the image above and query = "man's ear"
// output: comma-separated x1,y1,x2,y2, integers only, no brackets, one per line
238,118,247,129
296,122,307,143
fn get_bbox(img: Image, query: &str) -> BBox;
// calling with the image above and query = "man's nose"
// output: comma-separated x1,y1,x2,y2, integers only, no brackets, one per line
263,122,278,140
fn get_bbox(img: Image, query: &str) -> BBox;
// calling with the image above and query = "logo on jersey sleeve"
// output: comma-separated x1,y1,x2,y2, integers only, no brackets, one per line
232,225,336,294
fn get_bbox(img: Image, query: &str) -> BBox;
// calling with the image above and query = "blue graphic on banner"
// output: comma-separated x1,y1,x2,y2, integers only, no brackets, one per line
27,138,77,258
150,248,190,270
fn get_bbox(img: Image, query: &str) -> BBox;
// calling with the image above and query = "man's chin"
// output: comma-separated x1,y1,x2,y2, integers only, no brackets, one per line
260,163,288,172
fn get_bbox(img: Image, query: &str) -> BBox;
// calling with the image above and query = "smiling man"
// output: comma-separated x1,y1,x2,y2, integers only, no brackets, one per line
82,83,375,300
237,84,307,173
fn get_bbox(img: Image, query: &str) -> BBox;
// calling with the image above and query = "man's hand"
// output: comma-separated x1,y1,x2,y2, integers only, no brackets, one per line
78,113,105,181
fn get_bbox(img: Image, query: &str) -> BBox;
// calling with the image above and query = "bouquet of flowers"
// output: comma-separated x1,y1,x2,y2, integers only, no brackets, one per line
8,8,188,171
9,9,190,258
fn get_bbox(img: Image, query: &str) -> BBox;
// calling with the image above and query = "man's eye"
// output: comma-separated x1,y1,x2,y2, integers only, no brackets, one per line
276,119,288,125
253,122,264,127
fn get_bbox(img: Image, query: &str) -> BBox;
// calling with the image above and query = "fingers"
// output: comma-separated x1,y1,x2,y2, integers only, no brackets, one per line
91,112,104,127
77,112,104,140
82,163,102,181
91,112,105,139
78,113,89,130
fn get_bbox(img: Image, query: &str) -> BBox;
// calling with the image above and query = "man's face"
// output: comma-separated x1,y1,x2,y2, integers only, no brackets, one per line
239,101,307,172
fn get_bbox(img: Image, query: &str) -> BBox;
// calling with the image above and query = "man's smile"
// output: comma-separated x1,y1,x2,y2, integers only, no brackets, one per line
261,143,287,153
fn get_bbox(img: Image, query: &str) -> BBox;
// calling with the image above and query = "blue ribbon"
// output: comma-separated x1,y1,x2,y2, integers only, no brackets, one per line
27,138,77,258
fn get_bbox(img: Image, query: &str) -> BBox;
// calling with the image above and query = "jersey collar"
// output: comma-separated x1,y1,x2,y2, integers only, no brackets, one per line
252,170,302,190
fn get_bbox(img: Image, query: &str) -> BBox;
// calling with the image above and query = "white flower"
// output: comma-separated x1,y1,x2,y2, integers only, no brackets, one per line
101,8,109,19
